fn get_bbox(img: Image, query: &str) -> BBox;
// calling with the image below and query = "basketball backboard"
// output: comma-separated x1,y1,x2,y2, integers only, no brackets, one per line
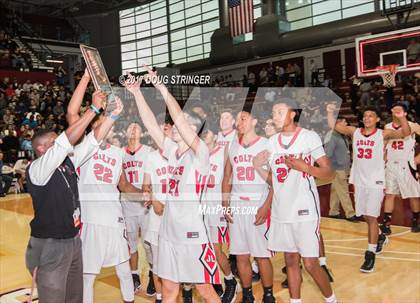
355,26,420,77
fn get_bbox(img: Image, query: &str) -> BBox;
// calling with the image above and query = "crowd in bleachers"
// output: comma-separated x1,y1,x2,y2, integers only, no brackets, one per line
0,30,31,69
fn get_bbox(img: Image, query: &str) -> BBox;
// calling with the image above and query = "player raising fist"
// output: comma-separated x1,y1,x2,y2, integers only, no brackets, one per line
124,65,221,303
327,102,411,273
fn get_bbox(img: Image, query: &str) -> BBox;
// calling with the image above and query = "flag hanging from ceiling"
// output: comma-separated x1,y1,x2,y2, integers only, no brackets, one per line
228,0,254,37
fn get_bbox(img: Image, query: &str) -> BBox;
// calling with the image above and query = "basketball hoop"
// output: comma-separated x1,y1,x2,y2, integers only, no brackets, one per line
377,64,399,87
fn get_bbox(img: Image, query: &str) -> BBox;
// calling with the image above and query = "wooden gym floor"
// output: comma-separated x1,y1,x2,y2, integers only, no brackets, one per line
0,194,419,303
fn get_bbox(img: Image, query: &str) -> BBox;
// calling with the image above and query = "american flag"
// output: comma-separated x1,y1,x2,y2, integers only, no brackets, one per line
228,0,254,37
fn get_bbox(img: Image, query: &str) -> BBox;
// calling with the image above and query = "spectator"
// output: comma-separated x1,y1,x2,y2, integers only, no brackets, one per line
13,157,29,191
5,83,15,98
267,63,275,82
293,63,302,85
20,134,33,157
45,114,56,130
56,66,67,85
26,106,41,121
324,119,357,222
359,80,372,109
53,100,65,116
22,80,31,91
3,108,15,125
275,65,285,82
259,67,268,85
242,74,248,87
310,59,319,86
0,151,13,196
407,39,420,63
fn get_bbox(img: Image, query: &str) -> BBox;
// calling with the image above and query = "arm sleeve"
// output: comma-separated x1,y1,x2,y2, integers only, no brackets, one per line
71,131,101,169
28,132,73,186
309,131,326,161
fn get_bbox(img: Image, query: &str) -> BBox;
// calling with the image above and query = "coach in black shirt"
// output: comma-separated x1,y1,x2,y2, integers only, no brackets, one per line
25,91,120,303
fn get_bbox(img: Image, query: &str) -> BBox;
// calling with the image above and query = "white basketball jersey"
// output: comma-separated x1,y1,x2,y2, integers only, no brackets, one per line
350,128,385,189
268,128,325,223
204,145,227,227
145,149,168,233
159,137,210,244
121,144,152,217
78,144,124,227
385,122,416,164
217,129,236,147
228,136,269,206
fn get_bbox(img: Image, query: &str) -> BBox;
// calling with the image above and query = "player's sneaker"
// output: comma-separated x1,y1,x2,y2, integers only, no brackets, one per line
241,293,256,303
252,270,260,282
376,233,389,254
132,273,141,293
321,265,334,282
411,220,420,233
213,284,224,298
379,224,392,235
360,251,375,273
222,278,238,303
345,215,359,223
146,270,156,296
183,288,193,303
281,278,288,288
262,292,276,303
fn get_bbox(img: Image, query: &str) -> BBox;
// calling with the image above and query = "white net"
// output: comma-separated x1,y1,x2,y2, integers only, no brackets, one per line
378,64,398,88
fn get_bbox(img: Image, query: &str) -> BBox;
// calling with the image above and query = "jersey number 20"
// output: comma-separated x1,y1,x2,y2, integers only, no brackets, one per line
237,167,255,181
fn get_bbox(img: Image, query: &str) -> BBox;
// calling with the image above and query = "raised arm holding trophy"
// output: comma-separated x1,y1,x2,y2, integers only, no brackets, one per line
80,44,117,112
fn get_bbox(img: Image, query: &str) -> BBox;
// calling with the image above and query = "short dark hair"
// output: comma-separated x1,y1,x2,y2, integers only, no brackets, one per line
391,102,408,112
191,101,209,113
200,122,218,138
275,98,299,112
32,129,55,145
363,106,380,117
274,98,301,122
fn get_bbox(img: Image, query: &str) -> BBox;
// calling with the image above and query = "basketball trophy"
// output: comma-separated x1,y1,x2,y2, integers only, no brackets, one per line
80,44,116,112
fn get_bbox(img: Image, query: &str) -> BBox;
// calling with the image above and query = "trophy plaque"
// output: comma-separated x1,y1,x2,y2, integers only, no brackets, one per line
80,44,116,112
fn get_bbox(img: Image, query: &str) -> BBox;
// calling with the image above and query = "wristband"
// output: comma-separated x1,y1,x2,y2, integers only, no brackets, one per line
90,104,100,115
110,114,119,121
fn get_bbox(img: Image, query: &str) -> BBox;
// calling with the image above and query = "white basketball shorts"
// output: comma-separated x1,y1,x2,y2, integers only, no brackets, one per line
354,185,384,218
229,213,272,258
208,225,230,245
80,223,130,274
385,161,420,198
157,237,221,284
267,219,320,258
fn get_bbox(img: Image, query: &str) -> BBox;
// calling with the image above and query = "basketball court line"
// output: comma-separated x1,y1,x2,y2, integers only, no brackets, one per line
323,228,412,242
326,244,420,255
326,251,420,262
